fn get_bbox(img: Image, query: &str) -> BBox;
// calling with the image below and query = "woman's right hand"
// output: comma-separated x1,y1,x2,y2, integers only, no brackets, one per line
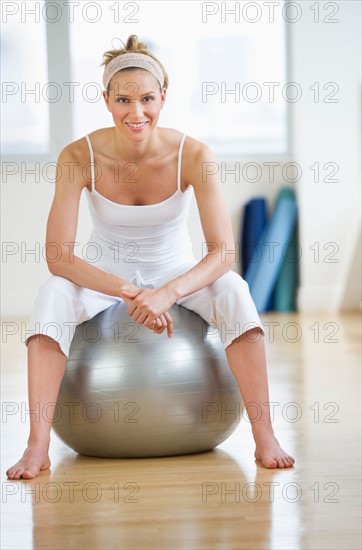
149,311,173,337
119,283,173,337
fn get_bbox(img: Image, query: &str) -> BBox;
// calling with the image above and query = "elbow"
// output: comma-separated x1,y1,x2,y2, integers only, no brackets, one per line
220,245,237,272
212,253,234,277
47,259,63,276
206,250,235,275
222,255,235,274
227,256,236,270
46,247,69,275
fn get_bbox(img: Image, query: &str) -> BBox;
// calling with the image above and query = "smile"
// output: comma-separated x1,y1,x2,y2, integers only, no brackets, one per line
125,122,149,129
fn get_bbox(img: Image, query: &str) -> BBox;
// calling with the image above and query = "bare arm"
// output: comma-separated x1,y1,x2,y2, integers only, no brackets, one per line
121,140,237,327
164,141,236,301
46,142,135,296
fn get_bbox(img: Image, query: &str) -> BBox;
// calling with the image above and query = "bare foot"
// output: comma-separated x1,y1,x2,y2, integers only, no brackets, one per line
6,443,51,480
254,429,295,469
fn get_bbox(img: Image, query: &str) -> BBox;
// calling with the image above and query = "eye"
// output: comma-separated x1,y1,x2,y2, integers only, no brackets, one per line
143,96,155,102
117,97,129,103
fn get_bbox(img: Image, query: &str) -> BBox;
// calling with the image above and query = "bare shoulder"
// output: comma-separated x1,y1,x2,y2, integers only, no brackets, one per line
58,136,90,165
56,135,97,189
184,134,214,157
160,128,214,159
182,134,218,187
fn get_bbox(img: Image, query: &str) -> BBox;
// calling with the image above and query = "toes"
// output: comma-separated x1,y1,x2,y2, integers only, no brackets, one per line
255,445,295,469
285,455,295,467
6,465,20,479
22,469,37,479
262,456,278,469
7,467,38,480
274,455,295,468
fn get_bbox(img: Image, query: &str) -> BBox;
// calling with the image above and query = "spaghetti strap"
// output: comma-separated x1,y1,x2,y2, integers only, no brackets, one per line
85,134,95,192
177,134,186,191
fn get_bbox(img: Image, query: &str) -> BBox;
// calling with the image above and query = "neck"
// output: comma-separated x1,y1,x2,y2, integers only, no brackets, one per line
113,127,161,161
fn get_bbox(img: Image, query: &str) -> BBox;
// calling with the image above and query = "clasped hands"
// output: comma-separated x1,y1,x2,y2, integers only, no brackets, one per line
119,286,175,338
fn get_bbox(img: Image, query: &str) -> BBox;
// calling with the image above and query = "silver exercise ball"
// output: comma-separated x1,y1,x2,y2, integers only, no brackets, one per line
53,303,243,458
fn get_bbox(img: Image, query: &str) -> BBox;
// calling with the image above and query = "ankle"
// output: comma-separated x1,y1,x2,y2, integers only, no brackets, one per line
27,436,50,448
251,421,275,439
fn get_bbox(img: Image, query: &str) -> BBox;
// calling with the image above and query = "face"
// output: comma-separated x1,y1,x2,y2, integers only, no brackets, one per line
103,69,166,141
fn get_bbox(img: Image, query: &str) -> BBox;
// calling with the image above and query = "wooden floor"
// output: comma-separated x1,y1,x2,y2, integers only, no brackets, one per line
1,312,361,550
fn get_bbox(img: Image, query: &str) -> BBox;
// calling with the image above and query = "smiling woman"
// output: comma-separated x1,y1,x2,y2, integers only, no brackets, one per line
104,70,164,137
6,34,294,481
100,36,168,145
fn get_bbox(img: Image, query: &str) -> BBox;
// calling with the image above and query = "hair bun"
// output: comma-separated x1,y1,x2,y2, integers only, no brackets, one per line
126,35,148,52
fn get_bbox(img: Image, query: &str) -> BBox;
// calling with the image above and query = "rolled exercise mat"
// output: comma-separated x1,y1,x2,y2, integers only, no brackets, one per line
244,188,298,312
241,198,268,276
240,197,274,310
273,224,299,311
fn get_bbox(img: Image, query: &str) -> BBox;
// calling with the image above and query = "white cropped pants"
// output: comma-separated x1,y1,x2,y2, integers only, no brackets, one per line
25,266,265,358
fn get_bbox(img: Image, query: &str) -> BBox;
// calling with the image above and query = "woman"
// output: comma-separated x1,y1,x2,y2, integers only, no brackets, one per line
7,35,294,479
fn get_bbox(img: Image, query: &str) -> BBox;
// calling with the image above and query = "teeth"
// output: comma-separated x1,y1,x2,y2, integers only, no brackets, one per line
127,122,147,128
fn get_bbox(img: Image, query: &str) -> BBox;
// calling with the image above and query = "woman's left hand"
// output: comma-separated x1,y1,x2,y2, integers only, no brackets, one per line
119,286,177,335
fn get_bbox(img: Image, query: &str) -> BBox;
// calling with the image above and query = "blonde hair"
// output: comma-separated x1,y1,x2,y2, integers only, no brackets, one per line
101,35,169,92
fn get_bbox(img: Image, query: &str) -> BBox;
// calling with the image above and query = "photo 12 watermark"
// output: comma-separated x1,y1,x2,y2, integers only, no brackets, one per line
1,1,141,24
201,480,340,503
201,2,340,24
2,480,140,504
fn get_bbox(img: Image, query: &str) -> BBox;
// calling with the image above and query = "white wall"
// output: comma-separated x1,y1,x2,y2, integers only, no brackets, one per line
290,0,361,311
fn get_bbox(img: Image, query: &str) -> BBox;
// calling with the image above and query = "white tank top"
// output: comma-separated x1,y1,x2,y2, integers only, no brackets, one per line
84,133,196,282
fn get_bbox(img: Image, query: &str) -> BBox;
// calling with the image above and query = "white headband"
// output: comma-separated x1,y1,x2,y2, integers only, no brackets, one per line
103,52,164,90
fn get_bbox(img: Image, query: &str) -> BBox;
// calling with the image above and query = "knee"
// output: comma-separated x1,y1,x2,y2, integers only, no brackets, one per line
228,326,264,347
26,333,66,354
211,270,249,296
208,271,253,315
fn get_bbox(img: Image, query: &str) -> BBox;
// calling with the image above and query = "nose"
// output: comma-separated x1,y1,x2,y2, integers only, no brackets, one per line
128,100,144,117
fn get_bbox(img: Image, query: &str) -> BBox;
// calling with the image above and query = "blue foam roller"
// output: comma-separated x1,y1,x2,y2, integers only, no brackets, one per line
244,188,298,313
274,225,299,311
241,198,268,276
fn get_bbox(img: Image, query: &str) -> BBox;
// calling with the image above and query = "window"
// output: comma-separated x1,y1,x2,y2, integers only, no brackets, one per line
69,1,288,156
1,5,49,154
2,0,288,158
1,0,72,159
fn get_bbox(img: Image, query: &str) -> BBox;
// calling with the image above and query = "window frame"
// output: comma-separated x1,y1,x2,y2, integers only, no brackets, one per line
1,0,292,164
1,0,72,164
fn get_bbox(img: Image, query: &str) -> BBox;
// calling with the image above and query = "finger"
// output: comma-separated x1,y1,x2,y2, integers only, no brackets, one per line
164,311,174,338
127,303,137,316
160,315,168,328
150,315,168,334
154,315,167,333
120,290,139,299
133,311,148,325
144,315,159,329
153,324,165,334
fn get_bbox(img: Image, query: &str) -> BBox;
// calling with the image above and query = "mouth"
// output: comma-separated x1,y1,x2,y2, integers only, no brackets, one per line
125,122,149,131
